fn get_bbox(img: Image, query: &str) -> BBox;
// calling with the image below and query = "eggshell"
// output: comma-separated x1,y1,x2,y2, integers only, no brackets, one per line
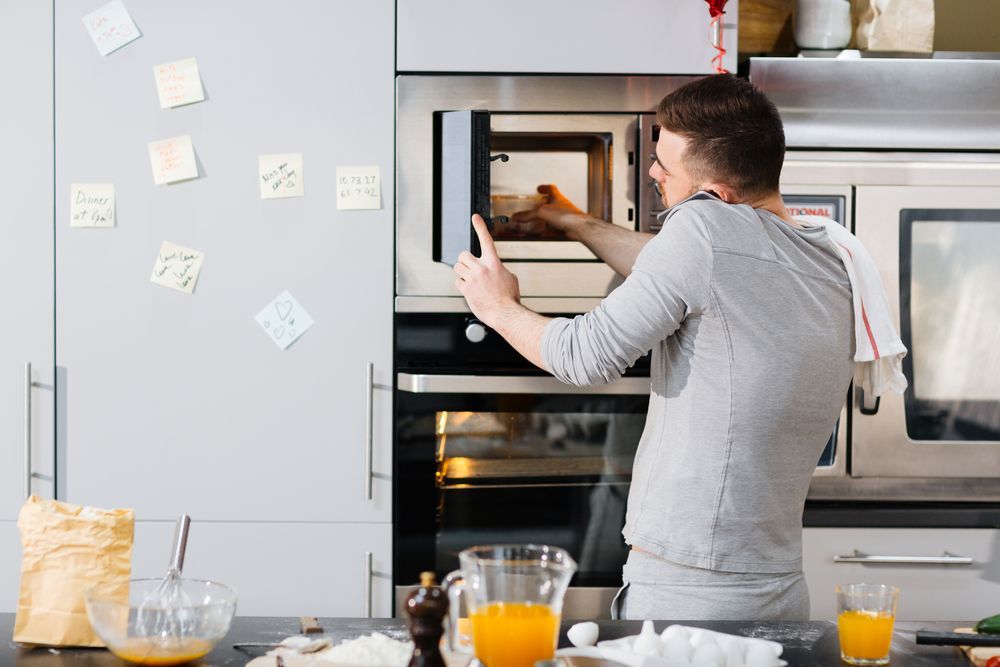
724,642,745,667
660,625,691,643
661,636,694,662
691,642,726,667
567,621,600,648
744,643,779,667
633,621,663,657
690,632,716,648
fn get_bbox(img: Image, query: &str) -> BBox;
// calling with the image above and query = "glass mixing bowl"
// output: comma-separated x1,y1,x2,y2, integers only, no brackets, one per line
85,577,237,666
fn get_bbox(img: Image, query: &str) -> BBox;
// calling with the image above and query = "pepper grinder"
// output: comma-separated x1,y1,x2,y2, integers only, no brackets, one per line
404,571,448,667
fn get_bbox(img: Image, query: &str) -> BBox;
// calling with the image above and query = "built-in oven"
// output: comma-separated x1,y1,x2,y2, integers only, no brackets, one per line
396,75,697,299
392,312,847,618
852,185,1000,479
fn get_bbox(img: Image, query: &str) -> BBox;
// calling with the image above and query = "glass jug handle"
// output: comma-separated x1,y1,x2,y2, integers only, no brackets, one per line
442,569,471,654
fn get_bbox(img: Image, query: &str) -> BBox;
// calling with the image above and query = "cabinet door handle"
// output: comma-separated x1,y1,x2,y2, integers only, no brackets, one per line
833,550,973,565
24,362,32,499
364,362,374,501
363,551,373,618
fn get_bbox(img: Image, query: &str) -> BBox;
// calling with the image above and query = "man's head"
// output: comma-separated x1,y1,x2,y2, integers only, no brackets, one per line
649,74,785,208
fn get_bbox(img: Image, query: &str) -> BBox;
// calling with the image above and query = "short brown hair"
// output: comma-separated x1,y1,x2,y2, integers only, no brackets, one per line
656,74,785,198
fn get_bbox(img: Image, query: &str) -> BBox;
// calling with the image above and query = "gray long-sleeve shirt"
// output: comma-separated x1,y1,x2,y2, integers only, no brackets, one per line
541,193,855,573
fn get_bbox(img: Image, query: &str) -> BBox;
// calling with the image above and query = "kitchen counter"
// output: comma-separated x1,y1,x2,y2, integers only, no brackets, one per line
0,615,977,666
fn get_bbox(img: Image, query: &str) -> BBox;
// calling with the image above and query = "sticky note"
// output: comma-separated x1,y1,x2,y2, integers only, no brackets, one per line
150,241,204,294
147,135,198,185
154,57,205,108
258,154,304,199
82,1,141,56
336,166,381,210
70,184,115,228
255,290,314,350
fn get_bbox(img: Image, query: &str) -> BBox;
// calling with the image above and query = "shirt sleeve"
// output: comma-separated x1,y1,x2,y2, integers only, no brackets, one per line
541,207,714,386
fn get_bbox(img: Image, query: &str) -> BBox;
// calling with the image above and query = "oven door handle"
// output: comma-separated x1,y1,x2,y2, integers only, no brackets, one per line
396,373,650,395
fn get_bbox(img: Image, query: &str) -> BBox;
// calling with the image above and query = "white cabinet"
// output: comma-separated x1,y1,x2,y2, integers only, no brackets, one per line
53,0,394,522
133,521,393,617
803,528,1000,621
0,0,54,613
397,0,738,75
0,1,396,614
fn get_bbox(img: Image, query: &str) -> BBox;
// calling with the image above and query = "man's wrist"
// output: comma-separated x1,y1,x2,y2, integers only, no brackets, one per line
484,299,526,336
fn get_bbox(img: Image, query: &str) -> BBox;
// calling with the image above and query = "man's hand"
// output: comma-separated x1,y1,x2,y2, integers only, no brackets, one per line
510,184,592,239
454,214,521,327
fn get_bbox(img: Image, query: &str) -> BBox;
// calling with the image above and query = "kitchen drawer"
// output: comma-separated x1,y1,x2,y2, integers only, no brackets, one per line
803,527,1000,621
133,521,392,617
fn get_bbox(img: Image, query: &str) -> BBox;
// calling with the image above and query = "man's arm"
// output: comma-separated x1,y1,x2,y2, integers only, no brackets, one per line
453,215,551,371
511,184,654,277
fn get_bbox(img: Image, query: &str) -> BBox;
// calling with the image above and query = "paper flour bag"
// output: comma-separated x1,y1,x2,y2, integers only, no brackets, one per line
13,495,134,646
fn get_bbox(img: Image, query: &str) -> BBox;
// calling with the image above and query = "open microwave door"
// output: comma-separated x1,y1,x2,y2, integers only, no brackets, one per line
436,109,491,265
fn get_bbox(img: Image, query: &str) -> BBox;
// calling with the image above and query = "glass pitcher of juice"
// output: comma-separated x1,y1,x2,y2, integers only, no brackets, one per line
443,545,577,667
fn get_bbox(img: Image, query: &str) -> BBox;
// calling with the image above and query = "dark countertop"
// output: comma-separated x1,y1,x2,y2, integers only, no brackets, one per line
1,615,975,667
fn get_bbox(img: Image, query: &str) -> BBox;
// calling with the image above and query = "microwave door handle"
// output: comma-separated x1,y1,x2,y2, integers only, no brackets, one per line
396,373,650,395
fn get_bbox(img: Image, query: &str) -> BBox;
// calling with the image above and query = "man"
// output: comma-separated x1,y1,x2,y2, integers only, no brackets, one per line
453,74,855,620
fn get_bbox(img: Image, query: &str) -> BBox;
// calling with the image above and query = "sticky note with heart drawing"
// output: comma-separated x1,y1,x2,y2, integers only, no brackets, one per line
255,290,314,350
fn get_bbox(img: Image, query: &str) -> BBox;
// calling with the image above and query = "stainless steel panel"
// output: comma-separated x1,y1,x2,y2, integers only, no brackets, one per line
396,75,698,298
852,185,1000,479
751,57,1000,150
397,373,650,395
394,296,607,314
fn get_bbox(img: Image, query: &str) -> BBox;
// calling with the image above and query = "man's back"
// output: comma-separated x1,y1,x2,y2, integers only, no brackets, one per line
542,194,855,573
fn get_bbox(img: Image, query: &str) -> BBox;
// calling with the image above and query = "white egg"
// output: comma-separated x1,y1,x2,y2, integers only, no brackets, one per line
660,625,689,642
633,620,663,657
661,636,694,662
690,632,716,648
724,642,745,667
691,642,726,667
567,621,600,648
743,643,779,667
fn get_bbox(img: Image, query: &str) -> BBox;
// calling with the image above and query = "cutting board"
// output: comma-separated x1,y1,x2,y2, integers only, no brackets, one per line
956,627,1000,667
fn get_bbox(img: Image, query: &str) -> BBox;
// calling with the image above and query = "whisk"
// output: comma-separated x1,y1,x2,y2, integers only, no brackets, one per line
136,514,194,640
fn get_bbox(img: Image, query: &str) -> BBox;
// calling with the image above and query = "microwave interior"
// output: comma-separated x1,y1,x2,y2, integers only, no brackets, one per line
489,131,612,241
434,110,622,264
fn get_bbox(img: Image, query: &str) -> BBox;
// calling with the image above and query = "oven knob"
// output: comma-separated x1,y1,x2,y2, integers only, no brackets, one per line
465,322,487,343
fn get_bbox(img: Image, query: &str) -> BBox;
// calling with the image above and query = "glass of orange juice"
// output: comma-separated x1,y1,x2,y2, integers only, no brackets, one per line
443,545,577,667
836,583,900,666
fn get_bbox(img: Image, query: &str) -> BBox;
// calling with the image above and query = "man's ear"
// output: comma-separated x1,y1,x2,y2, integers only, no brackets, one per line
700,182,739,203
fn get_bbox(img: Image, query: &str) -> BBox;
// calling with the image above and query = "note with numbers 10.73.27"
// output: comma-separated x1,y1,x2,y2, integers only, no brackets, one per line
150,241,204,295
70,184,115,228
336,166,380,210
82,0,142,56
255,291,315,350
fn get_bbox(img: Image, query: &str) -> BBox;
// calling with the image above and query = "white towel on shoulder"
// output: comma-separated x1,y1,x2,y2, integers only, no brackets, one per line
797,215,908,397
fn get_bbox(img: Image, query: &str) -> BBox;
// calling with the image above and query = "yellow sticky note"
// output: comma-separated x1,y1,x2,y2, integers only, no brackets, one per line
70,184,115,228
336,166,381,210
147,135,198,185
150,241,204,294
154,57,205,109
259,154,304,199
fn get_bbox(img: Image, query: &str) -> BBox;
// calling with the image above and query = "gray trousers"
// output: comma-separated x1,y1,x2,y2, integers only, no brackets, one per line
611,550,811,621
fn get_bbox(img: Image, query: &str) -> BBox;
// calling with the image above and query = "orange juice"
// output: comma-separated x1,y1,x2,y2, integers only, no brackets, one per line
838,609,895,661
110,637,214,665
470,602,559,667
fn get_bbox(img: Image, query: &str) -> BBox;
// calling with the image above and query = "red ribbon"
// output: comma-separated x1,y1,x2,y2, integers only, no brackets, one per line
705,0,729,73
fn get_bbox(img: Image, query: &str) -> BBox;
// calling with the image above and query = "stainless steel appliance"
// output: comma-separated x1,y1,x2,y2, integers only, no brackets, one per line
754,56,1000,501
396,75,694,299
393,74,857,616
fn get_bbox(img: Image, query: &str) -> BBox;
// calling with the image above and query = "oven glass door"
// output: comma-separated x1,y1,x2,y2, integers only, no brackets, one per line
394,379,649,589
853,186,1000,477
